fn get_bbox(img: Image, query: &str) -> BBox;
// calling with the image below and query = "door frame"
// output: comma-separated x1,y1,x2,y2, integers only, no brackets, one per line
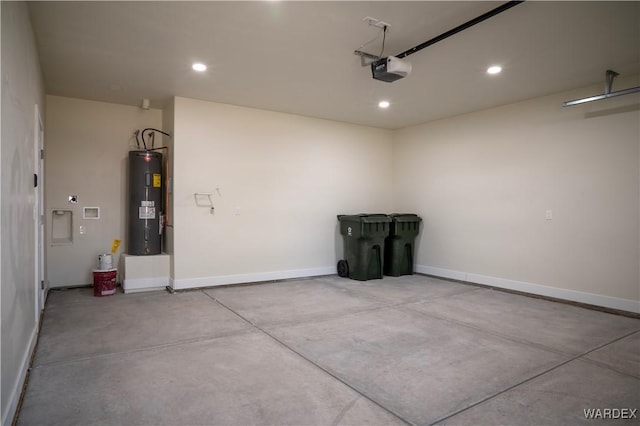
34,103,46,320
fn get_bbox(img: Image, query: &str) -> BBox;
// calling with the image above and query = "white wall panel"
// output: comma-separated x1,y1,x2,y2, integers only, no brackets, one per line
171,97,393,284
394,76,640,305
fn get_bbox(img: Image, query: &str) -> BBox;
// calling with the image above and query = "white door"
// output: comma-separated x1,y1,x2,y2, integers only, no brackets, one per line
35,104,46,318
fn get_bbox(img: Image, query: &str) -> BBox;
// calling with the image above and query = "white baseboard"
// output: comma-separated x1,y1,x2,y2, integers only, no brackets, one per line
417,265,467,282
417,265,640,314
123,277,169,294
171,266,336,290
2,326,38,426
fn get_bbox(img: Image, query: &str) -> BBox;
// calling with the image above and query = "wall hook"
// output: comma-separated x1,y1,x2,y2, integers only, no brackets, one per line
194,192,215,214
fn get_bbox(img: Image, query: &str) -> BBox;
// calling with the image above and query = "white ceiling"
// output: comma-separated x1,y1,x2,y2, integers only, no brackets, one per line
28,1,640,129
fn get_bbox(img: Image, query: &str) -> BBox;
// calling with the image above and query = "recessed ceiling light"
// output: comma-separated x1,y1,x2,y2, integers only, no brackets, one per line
487,65,502,75
192,63,207,72
378,100,390,109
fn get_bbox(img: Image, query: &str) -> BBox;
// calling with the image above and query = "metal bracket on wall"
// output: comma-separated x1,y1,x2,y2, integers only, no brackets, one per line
562,70,640,107
194,189,220,214
354,50,380,67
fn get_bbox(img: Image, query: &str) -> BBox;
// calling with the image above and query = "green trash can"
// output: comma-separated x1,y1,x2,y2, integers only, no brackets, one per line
384,214,422,276
337,214,391,281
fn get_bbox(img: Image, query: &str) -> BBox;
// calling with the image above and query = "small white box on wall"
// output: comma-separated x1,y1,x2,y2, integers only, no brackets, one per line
83,206,100,219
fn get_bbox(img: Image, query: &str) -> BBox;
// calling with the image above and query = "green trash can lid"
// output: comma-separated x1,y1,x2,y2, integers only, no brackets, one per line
337,214,391,223
389,213,422,222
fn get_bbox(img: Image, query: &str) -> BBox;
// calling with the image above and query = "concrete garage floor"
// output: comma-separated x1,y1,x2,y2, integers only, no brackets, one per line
17,275,640,425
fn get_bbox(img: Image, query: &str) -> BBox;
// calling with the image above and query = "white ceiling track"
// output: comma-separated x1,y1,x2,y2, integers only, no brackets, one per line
562,70,640,107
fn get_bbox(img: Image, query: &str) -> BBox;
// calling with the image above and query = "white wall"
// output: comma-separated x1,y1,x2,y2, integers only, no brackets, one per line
45,96,162,286
171,97,393,288
0,2,46,424
393,76,640,312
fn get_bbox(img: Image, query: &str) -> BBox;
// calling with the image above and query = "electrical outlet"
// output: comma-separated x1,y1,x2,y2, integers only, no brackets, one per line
545,210,553,220
234,207,240,216
79,225,86,235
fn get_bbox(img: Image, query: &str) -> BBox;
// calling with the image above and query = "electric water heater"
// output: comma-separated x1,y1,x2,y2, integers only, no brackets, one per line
128,151,163,255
